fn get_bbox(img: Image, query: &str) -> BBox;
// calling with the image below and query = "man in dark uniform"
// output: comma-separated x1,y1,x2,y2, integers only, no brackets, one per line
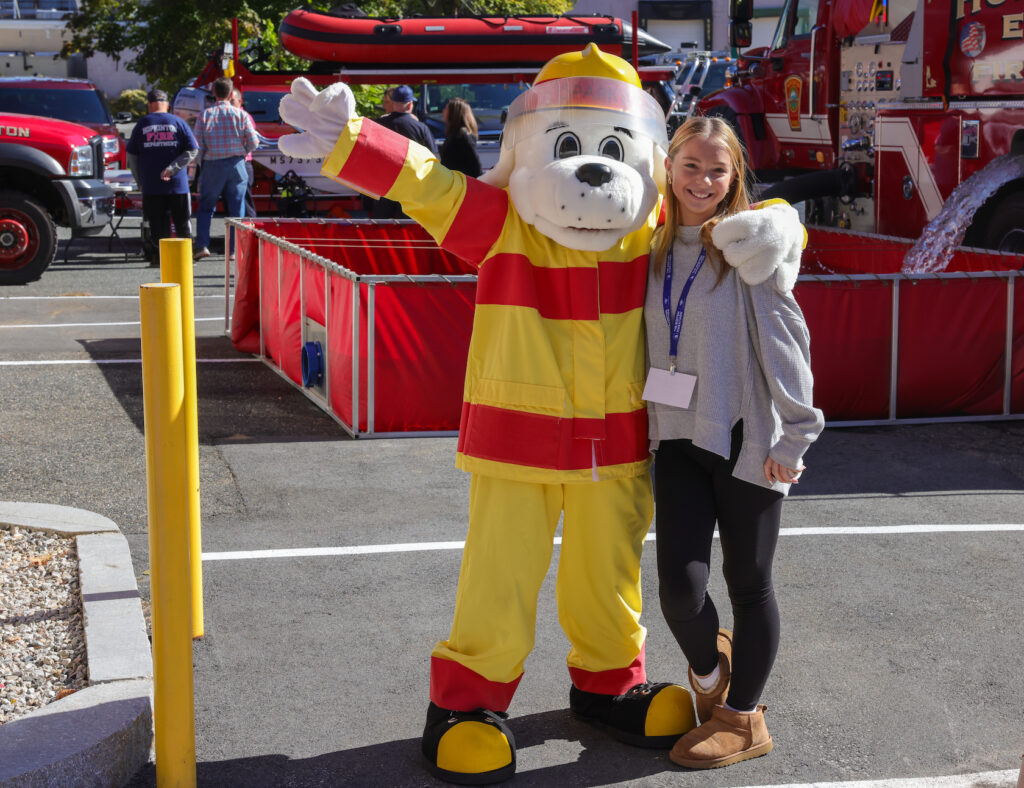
370,85,437,219
126,89,198,265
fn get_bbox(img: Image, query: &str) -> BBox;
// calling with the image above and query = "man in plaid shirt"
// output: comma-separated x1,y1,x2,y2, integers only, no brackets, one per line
193,76,260,259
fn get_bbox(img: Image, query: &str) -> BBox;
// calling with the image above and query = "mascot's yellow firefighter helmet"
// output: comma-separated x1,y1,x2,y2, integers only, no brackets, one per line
501,44,667,151
534,43,643,89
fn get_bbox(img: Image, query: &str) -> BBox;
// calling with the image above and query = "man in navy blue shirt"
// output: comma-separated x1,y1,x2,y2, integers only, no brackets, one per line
127,89,198,266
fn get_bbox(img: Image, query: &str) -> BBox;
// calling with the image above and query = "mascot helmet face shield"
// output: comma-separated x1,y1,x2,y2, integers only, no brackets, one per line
493,45,669,252
501,76,668,154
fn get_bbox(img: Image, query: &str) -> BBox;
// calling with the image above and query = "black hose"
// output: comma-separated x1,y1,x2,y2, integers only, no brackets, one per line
759,170,845,205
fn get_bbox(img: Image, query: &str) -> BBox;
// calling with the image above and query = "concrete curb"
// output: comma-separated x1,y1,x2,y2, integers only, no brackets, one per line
0,502,153,788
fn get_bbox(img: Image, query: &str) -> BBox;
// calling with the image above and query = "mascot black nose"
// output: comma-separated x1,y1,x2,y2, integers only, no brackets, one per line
575,162,613,187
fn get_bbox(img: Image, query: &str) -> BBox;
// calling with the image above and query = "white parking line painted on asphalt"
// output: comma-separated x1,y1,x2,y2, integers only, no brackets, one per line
203,541,468,561
730,768,1019,788
780,523,1024,535
200,523,1024,561
0,295,227,300
0,318,222,329
0,358,259,366
792,490,1024,500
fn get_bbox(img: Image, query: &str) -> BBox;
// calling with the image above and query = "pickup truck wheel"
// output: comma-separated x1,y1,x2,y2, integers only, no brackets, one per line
0,191,57,285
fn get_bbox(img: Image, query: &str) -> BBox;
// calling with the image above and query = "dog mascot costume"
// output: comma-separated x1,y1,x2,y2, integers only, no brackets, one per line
279,45,799,785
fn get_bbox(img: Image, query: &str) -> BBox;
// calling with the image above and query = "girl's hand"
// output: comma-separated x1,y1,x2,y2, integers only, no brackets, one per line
764,457,804,485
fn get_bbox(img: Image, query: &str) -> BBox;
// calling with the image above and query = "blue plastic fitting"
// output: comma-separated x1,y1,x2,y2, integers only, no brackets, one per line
301,340,323,388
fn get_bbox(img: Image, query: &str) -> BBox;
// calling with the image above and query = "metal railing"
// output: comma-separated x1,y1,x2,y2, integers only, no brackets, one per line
225,218,476,438
226,218,1024,433
797,269,1023,426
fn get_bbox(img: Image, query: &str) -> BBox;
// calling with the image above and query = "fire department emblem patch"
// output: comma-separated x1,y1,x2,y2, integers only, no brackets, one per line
959,21,985,58
784,76,802,131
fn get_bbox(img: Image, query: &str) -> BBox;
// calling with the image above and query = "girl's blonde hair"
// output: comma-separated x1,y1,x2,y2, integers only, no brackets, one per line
652,116,751,280
444,97,479,139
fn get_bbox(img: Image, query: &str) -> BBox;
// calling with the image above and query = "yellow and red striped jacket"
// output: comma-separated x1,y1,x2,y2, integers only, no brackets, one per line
324,118,658,483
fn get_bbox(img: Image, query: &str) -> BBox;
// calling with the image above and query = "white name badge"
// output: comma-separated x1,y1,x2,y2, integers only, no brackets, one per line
643,368,697,409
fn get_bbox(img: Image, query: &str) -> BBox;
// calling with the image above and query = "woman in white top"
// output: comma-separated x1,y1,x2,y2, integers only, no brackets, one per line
645,116,824,769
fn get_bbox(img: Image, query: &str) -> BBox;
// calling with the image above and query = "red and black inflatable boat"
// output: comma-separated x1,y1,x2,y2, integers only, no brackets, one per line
279,8,671,66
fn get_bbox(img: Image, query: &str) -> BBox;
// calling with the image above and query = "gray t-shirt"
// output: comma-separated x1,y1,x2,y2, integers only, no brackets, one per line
644,225,824,493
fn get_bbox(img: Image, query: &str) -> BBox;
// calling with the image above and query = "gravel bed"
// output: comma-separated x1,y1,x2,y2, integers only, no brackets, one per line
0,524,88,725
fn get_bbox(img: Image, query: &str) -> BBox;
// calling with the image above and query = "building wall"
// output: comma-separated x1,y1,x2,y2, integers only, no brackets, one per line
0,19,69,53
86,53,146,97
569,0,729,50
0,19,145,97
569,0,783,53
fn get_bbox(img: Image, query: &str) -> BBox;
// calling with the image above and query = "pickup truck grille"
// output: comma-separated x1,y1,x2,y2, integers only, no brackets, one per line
89,135,105,179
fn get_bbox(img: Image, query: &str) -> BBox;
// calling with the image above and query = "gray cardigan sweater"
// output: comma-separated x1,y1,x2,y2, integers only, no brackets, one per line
644,226,824,493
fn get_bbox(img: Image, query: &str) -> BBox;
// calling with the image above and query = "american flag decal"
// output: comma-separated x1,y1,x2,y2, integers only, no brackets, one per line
959,22,985,58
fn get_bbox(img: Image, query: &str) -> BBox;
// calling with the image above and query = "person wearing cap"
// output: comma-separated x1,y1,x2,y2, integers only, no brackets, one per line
192,76,260,259
126,88,198,266
367,84,436,219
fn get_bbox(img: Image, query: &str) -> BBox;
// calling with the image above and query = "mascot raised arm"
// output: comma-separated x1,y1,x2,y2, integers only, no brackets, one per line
279,44,801,785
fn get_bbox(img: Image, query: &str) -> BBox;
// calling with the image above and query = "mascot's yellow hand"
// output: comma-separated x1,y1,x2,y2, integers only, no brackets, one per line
278,77,357,160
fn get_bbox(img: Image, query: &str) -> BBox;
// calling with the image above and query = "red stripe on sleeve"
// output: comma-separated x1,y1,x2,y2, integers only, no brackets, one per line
336,120,409,199
440,177,509,266
457,404,648,470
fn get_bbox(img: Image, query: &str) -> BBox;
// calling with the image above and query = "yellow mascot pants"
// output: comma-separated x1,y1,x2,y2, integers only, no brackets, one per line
430,472,654,712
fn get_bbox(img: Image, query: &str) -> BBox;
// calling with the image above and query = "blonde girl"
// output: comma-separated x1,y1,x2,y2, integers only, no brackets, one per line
644,116,823,769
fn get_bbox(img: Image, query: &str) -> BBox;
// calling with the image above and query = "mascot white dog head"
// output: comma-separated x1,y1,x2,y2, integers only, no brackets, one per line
480,44,668,252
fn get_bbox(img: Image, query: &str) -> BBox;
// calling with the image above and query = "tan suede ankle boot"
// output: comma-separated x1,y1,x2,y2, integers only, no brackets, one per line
669,704,773,769
688,628,733,724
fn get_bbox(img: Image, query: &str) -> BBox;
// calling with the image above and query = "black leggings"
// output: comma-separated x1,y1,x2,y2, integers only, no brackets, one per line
654,425,784,711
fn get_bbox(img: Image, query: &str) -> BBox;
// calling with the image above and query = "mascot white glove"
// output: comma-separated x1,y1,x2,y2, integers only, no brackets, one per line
710,200,804,293
277,77,357,159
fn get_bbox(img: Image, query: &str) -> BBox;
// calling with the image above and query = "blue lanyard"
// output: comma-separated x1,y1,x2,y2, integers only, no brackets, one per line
662,245,706,373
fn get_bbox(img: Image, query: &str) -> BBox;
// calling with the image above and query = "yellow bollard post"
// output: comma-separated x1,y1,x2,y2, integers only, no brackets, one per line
140,283,197,788
160,237,205,640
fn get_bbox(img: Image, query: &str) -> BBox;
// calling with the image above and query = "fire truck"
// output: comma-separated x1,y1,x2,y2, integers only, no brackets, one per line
700,0,1024,252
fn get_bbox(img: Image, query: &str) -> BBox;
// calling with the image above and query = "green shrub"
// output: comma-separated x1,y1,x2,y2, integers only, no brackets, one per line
353,84,388,119
111,88,147,119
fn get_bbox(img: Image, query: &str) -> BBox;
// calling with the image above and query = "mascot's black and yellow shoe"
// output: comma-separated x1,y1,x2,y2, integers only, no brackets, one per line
570,681,697,748
421,702,516,785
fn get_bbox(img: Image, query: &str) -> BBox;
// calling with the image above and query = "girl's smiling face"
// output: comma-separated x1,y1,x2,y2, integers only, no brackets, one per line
666,136,735,226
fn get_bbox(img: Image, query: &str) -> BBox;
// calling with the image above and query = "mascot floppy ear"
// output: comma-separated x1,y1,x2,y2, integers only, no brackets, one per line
478,142,514,188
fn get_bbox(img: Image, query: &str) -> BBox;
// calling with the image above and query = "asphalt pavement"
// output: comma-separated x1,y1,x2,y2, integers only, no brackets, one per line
1,215,1022,788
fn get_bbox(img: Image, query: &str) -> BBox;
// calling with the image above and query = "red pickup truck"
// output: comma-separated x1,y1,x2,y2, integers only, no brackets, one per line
0,76,128,168
0,112,114,285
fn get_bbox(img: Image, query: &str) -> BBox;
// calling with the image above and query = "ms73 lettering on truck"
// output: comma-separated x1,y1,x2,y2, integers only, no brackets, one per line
0,113,114,285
